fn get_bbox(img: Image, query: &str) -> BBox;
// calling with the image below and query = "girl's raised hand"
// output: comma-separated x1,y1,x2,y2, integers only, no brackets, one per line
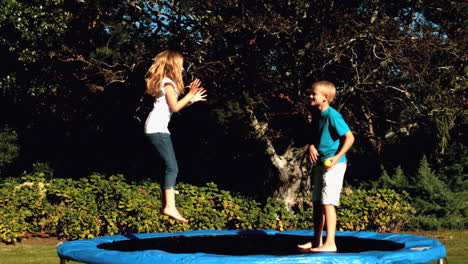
189,79,201,94
191,88,207,103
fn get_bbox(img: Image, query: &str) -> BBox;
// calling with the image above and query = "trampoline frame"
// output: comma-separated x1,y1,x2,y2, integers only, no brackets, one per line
57,230,446,264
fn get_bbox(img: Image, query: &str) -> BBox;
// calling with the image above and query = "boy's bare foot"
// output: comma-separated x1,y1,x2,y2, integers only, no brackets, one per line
309,244,337,253
298,239,323,250
297,242,313,250
161,208,189,223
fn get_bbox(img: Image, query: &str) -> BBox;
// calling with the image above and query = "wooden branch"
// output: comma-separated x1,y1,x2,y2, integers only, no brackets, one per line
246,108,288,181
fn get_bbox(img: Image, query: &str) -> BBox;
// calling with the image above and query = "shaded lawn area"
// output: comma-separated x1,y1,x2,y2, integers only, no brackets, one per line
0,230,466,264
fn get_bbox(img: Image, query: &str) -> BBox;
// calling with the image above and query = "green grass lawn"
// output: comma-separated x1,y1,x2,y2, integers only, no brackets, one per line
0,236,80,264
1,230,466,264
402,230,467,264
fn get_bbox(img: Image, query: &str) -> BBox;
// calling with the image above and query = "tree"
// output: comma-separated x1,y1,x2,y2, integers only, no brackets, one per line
172,0,467,206
0,0,168,177
1,1,465,208
0,0,72,96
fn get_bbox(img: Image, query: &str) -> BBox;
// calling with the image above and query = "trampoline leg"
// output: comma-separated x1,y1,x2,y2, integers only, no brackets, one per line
437,259,444,264
59,257,68,264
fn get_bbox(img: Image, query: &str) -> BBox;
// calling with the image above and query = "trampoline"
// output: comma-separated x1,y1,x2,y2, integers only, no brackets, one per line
57,230,446,264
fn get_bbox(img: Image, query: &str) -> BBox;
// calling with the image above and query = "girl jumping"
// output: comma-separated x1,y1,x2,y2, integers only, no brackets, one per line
144,50,207,223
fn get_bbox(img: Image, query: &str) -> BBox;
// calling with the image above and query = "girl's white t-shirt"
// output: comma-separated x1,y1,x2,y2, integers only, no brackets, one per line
144,77,179,134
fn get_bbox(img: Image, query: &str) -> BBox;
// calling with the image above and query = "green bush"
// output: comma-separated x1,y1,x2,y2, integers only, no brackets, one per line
0,178,28,243
0,126,20,175
338,189,415,232
0,172,417,243
377,156,467,230
289,198,314,230
290,188,415,233
437,142,468,193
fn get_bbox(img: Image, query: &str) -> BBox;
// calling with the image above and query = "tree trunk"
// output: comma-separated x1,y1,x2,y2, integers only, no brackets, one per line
247,108,312,209
269,145,311,209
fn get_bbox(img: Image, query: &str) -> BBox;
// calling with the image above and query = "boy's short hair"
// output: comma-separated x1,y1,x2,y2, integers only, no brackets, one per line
312,81,336,103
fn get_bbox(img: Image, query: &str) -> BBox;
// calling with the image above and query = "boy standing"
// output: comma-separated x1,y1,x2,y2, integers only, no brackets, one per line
298,81,354,253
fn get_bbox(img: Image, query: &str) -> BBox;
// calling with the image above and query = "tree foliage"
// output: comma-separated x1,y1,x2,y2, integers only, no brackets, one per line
173,0,467,189
0,126,20,174
378,156,467,230
0,0,466,202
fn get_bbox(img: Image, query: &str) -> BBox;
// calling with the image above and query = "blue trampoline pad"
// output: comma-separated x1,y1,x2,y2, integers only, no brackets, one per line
57,230,446,264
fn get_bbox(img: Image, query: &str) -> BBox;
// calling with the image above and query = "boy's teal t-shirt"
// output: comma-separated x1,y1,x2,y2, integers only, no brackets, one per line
314,106,350,163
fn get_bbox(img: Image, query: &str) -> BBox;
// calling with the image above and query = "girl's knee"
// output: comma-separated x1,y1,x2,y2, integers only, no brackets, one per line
166,166,178,176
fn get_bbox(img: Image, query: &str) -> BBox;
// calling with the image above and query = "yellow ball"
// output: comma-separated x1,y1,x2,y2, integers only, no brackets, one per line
324,159,332,167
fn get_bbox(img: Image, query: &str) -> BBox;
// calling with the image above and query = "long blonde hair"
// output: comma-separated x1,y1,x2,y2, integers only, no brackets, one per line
145,50,185,98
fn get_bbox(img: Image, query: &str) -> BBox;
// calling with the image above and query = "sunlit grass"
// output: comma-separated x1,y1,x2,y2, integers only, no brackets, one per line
0,243,80,264
402,230,467,264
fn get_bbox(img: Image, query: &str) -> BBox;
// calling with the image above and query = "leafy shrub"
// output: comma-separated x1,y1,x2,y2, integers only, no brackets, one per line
290,188,415,233
0,176,46,243
338,189,415,232
0,178,28,243
0,173,417,243
253,197,291,231
289,198,314,230
0,126,20,175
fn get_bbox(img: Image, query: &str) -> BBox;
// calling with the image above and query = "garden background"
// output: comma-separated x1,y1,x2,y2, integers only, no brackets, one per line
0,0,466,263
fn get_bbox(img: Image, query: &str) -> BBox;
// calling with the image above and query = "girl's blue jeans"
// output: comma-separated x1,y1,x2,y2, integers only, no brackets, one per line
147,133,178,189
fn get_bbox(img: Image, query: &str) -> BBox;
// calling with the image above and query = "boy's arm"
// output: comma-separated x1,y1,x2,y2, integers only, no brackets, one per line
327,131,354,169
307,115,320,164
309,144,320,164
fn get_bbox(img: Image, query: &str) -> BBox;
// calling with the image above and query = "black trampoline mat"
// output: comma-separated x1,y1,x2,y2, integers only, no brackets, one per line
98,233,405,255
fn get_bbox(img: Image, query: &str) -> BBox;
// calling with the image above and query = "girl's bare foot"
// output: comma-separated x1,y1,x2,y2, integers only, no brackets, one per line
161,208,189,223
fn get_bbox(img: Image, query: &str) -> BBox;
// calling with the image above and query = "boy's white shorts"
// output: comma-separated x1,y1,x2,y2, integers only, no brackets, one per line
312,162,347,206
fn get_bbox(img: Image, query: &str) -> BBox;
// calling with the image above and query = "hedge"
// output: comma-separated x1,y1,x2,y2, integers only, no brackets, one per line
0,172,415,243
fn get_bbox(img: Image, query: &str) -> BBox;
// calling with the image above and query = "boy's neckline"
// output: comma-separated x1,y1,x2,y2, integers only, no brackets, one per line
317,104,330,112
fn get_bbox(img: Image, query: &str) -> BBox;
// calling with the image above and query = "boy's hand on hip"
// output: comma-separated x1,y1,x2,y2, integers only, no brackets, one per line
308,145,319,164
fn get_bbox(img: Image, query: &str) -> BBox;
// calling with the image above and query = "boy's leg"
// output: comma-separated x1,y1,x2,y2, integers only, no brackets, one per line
313,204,325,247
310,204,337,252
298,166,324,249
298,203,324,249
310,162,346,252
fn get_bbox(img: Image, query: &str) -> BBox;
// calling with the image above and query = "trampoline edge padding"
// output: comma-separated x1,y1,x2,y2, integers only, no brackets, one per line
56,230,446,264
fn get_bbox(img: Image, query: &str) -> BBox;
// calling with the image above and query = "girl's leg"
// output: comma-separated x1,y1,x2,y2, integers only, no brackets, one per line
162,188,188,223
148,133,188,223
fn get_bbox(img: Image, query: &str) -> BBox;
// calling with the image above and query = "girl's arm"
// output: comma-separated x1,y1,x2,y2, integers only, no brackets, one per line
164,79,206,112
